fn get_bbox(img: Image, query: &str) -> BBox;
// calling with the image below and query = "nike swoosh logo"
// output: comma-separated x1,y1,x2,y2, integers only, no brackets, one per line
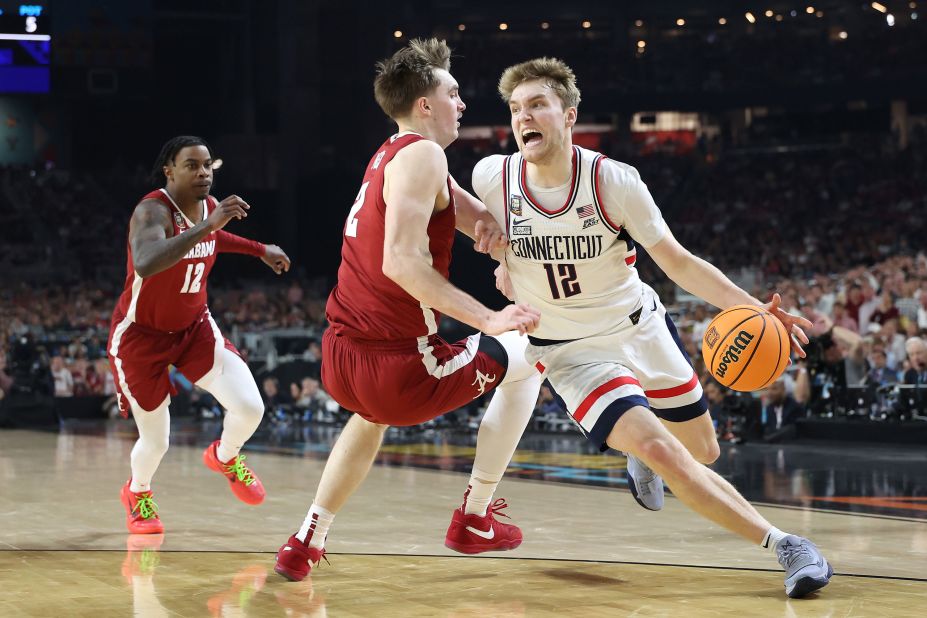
465,525,495,540
652,299,657,311
283,546,293,551
512,218,530,226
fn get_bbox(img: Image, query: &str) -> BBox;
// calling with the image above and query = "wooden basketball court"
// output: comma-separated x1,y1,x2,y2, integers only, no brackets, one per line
1,424,925,616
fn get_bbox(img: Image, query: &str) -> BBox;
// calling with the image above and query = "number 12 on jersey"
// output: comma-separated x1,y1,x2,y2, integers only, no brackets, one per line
543,263,581,299
180,262,205,294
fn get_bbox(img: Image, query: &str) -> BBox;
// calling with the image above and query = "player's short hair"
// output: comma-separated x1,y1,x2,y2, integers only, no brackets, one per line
150,135,212,185
374,38,452,120
498,57,581,110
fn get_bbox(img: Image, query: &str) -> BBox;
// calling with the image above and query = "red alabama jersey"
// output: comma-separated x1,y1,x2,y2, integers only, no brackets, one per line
326,132,456,342
113,189,219,333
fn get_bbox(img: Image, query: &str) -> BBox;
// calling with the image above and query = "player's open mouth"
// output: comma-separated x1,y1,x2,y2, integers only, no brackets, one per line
522,130,543,147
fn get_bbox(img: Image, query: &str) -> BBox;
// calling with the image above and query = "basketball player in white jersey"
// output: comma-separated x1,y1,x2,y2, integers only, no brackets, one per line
469,58,832,598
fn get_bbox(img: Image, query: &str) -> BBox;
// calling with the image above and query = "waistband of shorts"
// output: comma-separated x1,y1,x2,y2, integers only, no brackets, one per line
528,335,579,347
112,309,203,337
334,333,434,353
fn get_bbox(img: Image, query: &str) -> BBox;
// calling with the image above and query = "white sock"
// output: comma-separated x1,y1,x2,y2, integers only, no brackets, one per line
464,481,497,516
215,441,239,464
762,526,788,552
129,479,151,493
296,504,335,549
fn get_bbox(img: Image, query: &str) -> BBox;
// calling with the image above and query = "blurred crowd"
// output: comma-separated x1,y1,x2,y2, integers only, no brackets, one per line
4,123,927,441
448,14,925,101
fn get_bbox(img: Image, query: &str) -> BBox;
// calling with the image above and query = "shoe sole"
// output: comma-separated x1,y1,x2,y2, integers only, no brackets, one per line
786,562,833,598
274,563,307,582
444,539,522,555
627,476,663,512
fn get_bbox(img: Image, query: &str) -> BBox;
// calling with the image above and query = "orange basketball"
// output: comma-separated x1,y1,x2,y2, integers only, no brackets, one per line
701,305,790,392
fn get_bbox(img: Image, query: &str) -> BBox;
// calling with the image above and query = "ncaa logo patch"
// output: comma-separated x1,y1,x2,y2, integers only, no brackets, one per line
509,195,522,216
705,326,720,349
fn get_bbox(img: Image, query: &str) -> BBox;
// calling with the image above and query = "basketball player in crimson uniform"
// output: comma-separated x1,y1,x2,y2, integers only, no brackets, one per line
274,39,544,582
109,135,291,534
470,58,832,598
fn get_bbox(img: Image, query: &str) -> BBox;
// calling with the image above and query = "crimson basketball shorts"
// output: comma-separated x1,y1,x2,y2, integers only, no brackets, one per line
108,308,240,416
321,329,508,426
528,286,708,451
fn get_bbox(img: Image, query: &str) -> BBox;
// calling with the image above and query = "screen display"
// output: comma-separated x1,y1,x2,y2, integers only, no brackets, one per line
0,3,49,93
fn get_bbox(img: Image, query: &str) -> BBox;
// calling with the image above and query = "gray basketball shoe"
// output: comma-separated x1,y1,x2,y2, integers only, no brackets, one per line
626,454,664,511
775,535,833,598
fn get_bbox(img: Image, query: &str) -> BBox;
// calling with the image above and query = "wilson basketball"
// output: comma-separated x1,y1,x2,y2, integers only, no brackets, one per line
701,305,790,392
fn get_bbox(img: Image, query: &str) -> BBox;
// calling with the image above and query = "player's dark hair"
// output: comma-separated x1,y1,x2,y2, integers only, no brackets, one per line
150,135,212,185
374,38,452,119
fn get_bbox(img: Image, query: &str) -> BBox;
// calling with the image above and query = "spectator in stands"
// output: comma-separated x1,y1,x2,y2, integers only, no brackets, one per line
50,355,74,397
903,337,927,385
261,376,292,416
873,319,907,370
704,380,754,443
844,284,864,331
869,291,900,329
867,348,898,387
831,301,858,332
688,303,713,344
760,378,804,443
293,377,336,422
535,383,563,417
0,350,13,401
301,340,322,378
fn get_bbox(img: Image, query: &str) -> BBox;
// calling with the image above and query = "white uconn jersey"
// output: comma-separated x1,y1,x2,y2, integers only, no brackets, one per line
474,146,667,341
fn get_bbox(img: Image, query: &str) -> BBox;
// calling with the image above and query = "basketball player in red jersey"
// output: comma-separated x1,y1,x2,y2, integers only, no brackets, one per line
274,39,544,581
109,135,291,534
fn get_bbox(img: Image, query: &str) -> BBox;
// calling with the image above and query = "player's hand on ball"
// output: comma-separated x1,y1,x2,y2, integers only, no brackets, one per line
262,245,291,275
764,293,812,357
484,303,540,336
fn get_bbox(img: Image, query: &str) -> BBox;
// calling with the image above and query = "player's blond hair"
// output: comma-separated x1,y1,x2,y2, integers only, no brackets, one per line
374,38,452,120
498,57,581,109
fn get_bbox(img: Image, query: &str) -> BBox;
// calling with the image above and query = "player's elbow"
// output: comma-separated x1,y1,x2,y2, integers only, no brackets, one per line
133,257,155,278
381,251,406,285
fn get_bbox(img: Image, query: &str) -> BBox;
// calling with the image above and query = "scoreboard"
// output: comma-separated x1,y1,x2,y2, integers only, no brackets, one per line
0,3,49,93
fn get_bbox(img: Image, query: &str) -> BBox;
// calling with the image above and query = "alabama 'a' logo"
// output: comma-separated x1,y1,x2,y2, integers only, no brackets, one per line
472,370,497,398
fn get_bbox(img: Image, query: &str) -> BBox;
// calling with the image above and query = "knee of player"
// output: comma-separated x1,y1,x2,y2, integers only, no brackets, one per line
695,439,721,465
151,435,170,456
243,395,265,420
635,437,687,475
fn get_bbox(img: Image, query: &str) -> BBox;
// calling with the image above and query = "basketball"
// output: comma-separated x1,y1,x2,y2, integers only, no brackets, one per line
701,305,790,392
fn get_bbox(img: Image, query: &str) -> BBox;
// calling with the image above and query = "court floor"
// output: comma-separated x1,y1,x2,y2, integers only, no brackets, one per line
1,420,925,616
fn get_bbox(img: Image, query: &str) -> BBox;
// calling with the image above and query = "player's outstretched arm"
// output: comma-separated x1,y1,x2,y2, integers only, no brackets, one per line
449,175,507,254
648,229,811,356
130,195,250,278
382,141,539,335
260,244,291,275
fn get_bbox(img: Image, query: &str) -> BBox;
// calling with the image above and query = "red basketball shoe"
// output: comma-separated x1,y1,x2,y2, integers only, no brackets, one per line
120,480,164,534
202,441,266,505
274,534,327,582
445,492,523,554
